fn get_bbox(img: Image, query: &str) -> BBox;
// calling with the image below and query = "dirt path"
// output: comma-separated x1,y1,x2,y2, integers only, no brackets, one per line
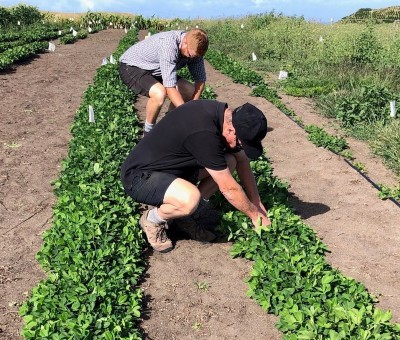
1,27,399,340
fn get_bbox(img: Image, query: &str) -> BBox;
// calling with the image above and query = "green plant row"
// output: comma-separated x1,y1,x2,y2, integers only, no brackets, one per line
205,48,400,338
19,29,147,339
0,24,61,44
378,184,400,201
0,26,65,53
221,157,400,338
0,40,48,70
0,4,43,29
59,30,89,44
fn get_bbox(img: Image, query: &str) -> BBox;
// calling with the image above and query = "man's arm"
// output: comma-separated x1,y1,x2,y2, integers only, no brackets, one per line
166,87,185,107
192,81,205,100
234,150,265,208
206,162,270,228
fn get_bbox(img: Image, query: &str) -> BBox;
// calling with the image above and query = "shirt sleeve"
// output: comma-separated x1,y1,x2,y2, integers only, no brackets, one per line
188,57,207,83
183,131,227,170
159,36,179,88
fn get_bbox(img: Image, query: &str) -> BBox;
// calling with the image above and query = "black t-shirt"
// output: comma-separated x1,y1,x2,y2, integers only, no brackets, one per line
121,100,237,183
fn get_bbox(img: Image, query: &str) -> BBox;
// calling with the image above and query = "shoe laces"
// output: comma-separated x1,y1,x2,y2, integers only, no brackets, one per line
155,222,169,243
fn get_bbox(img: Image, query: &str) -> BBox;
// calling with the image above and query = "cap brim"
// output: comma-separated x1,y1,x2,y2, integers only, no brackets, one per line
242,143,263,160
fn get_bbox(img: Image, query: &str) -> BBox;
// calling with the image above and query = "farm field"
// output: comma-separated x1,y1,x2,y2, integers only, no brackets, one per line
1,26,400,340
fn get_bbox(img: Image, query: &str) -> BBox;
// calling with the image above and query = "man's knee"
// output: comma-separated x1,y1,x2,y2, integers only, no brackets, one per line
164,179,201,215
149,83,167,104
226,153,237,173
176,78,194,101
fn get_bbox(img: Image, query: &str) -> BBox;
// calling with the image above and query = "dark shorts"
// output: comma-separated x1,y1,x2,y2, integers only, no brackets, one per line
118,62,162,97
122,169,199,207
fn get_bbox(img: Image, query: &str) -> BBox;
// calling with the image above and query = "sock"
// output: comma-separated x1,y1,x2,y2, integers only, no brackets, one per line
144,121,154,132
147,207,166,224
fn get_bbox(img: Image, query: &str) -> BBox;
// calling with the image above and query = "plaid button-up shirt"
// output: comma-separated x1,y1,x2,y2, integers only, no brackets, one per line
119,30,206,88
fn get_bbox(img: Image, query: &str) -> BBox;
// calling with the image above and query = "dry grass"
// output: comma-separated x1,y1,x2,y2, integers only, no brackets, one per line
41,11,137,20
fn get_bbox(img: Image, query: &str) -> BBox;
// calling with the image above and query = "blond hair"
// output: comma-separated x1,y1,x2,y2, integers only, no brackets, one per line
185,28,209,56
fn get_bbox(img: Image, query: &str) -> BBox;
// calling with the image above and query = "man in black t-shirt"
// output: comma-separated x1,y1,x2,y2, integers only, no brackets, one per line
121,100,270,253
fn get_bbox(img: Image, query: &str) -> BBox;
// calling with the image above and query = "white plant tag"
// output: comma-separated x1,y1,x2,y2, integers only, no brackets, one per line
390,100,396,118
17,20,20,25
88,26,92,33
241,24,244,29
109,55,115,64
70,26,73,32
89,105,95,123
252,52,257,61
72,29,77,37
124,27,128,33
279,70,288,80
58,30,62,35
48,42,56,52
101,57,108,65
319,36,324,43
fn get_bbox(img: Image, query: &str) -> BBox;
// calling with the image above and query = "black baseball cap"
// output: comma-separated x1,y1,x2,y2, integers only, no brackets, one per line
232,102,267,159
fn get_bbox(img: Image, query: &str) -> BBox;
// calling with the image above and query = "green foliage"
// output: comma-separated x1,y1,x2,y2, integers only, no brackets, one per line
220,155,400,338
0,40,47,70
20,28,145,339
335,83,399,127
351,26,382,64
378,183,400,200
0,4,43,28
304,125,349,153
369,120,400,175
282,76,334,98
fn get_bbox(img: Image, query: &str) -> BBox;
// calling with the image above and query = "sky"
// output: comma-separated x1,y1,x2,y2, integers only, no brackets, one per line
0,0,399,23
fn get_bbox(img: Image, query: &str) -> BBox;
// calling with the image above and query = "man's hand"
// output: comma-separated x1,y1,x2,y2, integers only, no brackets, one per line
252,214,271,230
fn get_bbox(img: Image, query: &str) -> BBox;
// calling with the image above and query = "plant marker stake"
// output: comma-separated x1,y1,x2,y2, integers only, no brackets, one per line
48,42,56,52
390,100,396,118
72,29,77,37
252,52,257,61
88,26,92,33
109,55,116,64
58,30,62,35
101,57,108,66
89,105,95,123
241,23,244,29
279,70,288,80
124,27,128,33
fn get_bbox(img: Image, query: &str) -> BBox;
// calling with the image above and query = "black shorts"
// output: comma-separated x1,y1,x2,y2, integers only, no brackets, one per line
118,62,162,97
123,170,176,207
122,169,199,207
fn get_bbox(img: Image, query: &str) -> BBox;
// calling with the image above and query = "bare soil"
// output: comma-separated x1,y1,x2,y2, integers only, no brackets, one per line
1,28,399,340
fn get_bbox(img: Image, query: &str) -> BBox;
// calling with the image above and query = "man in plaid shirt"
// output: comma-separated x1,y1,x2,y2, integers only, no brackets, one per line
119,29,209,135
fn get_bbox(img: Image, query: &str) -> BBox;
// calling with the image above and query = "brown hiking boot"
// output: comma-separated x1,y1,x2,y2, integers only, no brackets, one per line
139,210,173,253
173,216,217,243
